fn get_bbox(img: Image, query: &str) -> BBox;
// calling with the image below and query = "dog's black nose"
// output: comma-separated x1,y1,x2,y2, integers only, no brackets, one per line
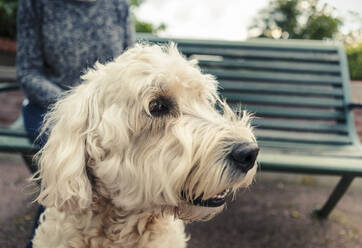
229,142,259,172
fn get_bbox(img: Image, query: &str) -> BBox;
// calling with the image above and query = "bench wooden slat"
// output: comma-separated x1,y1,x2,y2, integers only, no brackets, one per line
0,66,16,82
223,92,343,108
178,47,340,62
259,152,362,176
253,119,348,134
219,81,344,96
239,105,346,120
0,128,28,137
0,135,36,153
206,69,342,85
198,59,341,74
0,116,28,137
140,36,340,52
259,141,362,156
255,129,352,145
0,82,20,92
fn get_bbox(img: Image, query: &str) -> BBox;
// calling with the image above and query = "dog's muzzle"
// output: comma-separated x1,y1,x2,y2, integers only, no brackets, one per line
228,142,259,173
182,142,259,208
182,189,231,208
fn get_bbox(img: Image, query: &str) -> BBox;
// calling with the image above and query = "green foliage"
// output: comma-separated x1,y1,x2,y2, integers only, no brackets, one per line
134,20,166,34
301,14,342,40
0,0,17,40
129,0,144,8
347,44,362,80
130,0,166,34
270,0,300,38
249,0,343,40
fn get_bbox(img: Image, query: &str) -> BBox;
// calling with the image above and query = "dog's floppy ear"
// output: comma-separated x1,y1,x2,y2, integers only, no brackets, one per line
35,82,98,212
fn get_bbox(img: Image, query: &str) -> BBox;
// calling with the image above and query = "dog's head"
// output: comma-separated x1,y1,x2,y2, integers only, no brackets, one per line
36,43,258,220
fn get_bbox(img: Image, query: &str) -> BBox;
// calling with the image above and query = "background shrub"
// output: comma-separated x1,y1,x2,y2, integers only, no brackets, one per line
0,0,17,40
347,44,362,80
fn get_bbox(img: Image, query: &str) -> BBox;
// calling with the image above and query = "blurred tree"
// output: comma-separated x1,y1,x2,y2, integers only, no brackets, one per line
340,11,362,46
300,14,342,40
248,0,343,40
130,0,143,7
0,0,17,40
130,0,166,34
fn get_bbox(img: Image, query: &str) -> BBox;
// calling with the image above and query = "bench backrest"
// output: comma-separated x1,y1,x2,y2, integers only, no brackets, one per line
1,37,359,155
138,36,360,154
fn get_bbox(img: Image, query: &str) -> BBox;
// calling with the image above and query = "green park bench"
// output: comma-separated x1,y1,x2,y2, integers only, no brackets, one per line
1,37,362,219
0,66,37,172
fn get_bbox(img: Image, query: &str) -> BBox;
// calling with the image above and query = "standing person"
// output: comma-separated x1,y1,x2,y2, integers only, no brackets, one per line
16,0,135,247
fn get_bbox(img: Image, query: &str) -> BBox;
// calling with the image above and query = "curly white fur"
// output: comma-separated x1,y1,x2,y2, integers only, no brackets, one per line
32,43,257,248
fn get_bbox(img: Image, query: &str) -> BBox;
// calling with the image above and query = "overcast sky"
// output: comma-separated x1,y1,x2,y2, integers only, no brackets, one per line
135,0,362,40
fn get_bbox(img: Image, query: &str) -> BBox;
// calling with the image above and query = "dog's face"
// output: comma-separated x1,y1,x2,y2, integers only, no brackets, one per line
36,44,258,221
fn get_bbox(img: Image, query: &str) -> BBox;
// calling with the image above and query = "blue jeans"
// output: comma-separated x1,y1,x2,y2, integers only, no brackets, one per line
22,100,47,248
22,100,48,147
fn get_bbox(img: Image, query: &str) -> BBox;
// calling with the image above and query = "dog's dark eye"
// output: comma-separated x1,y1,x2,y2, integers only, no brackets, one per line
149,97,170,117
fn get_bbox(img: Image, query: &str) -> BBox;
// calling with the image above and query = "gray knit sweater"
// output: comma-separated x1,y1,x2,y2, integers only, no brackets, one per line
16,0,135,108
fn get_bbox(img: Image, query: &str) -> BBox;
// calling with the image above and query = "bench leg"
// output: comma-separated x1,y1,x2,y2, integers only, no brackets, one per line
314,176,354,219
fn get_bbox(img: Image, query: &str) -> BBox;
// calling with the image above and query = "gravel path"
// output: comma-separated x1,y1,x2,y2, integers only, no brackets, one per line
1,155,361,248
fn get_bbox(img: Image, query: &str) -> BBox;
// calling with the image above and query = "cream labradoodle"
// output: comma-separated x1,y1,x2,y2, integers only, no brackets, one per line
32,43,259,248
